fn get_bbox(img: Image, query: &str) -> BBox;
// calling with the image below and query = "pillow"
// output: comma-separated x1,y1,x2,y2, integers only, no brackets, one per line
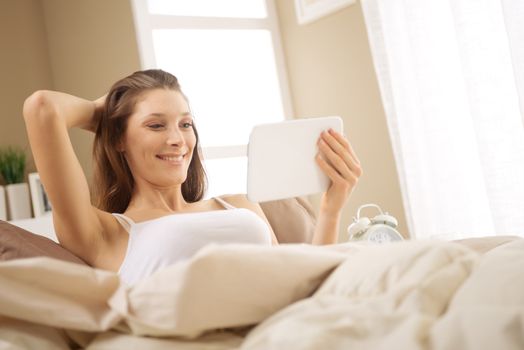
454,235,521,254
0,220,88,265
259,197,317,244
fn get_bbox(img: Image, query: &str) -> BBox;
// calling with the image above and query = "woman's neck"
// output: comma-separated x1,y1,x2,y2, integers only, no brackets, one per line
127,183,188,213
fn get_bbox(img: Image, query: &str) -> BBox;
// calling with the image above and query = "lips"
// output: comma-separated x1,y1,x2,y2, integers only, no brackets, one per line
156,153,186,164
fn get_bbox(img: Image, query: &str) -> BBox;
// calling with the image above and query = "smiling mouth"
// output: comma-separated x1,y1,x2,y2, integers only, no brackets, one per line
156,154,185,163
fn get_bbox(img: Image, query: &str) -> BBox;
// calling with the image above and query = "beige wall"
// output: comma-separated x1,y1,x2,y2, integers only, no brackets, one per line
0,0,54,176
275,0,408,238
0,0,140,183
41,0,141,182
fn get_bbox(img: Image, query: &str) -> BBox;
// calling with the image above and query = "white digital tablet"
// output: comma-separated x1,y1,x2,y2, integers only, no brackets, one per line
247,116,344,202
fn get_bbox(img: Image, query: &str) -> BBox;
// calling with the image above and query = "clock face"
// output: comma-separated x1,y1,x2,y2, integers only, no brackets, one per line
367,226,403,244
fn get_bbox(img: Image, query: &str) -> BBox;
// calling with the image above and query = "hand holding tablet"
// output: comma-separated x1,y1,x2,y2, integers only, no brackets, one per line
248,116,359,203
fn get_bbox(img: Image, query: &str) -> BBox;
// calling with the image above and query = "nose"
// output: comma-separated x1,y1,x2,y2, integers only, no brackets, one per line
166,126,185,147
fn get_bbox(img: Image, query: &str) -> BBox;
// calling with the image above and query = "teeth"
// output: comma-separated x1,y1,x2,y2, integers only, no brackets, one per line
159,155,184,162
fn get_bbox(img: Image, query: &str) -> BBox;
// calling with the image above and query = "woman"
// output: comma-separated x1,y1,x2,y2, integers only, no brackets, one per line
23,69,362,285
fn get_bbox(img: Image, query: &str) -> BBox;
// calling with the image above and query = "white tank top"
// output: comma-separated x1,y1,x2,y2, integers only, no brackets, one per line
113,197,272,286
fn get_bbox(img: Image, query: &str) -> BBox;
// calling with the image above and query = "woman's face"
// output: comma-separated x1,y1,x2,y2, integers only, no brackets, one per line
121,88,197,189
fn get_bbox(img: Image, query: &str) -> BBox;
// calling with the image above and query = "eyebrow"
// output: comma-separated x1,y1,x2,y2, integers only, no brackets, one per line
142,112,193,119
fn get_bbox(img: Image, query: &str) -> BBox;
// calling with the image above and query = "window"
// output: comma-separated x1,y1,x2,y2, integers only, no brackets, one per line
361,0,524,239
131,0,293,198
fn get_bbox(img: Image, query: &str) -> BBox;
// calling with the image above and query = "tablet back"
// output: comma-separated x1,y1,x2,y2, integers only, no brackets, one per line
247,116,343,202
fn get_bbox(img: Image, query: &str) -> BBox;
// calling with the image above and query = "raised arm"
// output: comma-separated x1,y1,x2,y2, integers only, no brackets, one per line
312,129,363,245
23,91,115,265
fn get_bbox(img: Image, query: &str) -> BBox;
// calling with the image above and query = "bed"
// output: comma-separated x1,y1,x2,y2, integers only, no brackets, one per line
1,197,523,349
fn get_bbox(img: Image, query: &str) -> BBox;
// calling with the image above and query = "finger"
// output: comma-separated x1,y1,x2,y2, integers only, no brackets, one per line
326,129,361,165
318,138,354,180
327,129,361,165
316,153,357,188
316,152,344,183
319,131,361,175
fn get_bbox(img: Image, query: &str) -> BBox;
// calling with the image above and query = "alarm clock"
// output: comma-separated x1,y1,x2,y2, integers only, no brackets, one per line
348,203,404,244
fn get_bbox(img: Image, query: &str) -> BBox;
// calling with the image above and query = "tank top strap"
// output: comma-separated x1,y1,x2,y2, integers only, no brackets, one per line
112,213,136,233
214,197,236,210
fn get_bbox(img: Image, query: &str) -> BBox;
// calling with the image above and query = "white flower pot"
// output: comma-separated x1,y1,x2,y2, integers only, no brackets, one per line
0,186,6,220
6,183,32,220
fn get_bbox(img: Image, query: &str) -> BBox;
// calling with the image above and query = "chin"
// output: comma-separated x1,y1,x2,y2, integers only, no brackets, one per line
165,173,188,186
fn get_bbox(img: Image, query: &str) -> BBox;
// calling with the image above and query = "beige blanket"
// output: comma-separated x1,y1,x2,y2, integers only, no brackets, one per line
0,239,522,349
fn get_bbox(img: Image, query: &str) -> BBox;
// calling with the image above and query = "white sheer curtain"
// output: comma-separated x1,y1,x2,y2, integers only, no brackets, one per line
361,0,524,239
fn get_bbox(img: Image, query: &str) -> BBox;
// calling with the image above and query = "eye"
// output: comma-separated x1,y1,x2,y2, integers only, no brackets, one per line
181,122,194,129
148,123,164,130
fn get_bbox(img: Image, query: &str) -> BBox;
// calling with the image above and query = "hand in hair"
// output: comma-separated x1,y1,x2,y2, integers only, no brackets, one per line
81,94,107,133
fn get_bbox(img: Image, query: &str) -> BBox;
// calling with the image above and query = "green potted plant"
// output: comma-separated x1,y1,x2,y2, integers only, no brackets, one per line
0,175,5,221
0,146,31,220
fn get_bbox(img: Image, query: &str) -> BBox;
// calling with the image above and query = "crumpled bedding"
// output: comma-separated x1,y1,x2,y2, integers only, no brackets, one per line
0,238,522,350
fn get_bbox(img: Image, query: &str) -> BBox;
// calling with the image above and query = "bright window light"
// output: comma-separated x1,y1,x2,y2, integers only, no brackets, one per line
147,0,267,18
203,157,247,198
152,29,285,147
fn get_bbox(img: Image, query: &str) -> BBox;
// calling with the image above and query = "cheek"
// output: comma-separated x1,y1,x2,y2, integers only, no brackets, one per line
188,131,197,148
189,136,198,159
124,134,153,163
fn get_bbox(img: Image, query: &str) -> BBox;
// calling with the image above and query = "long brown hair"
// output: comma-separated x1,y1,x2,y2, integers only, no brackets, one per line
92,69,207,213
